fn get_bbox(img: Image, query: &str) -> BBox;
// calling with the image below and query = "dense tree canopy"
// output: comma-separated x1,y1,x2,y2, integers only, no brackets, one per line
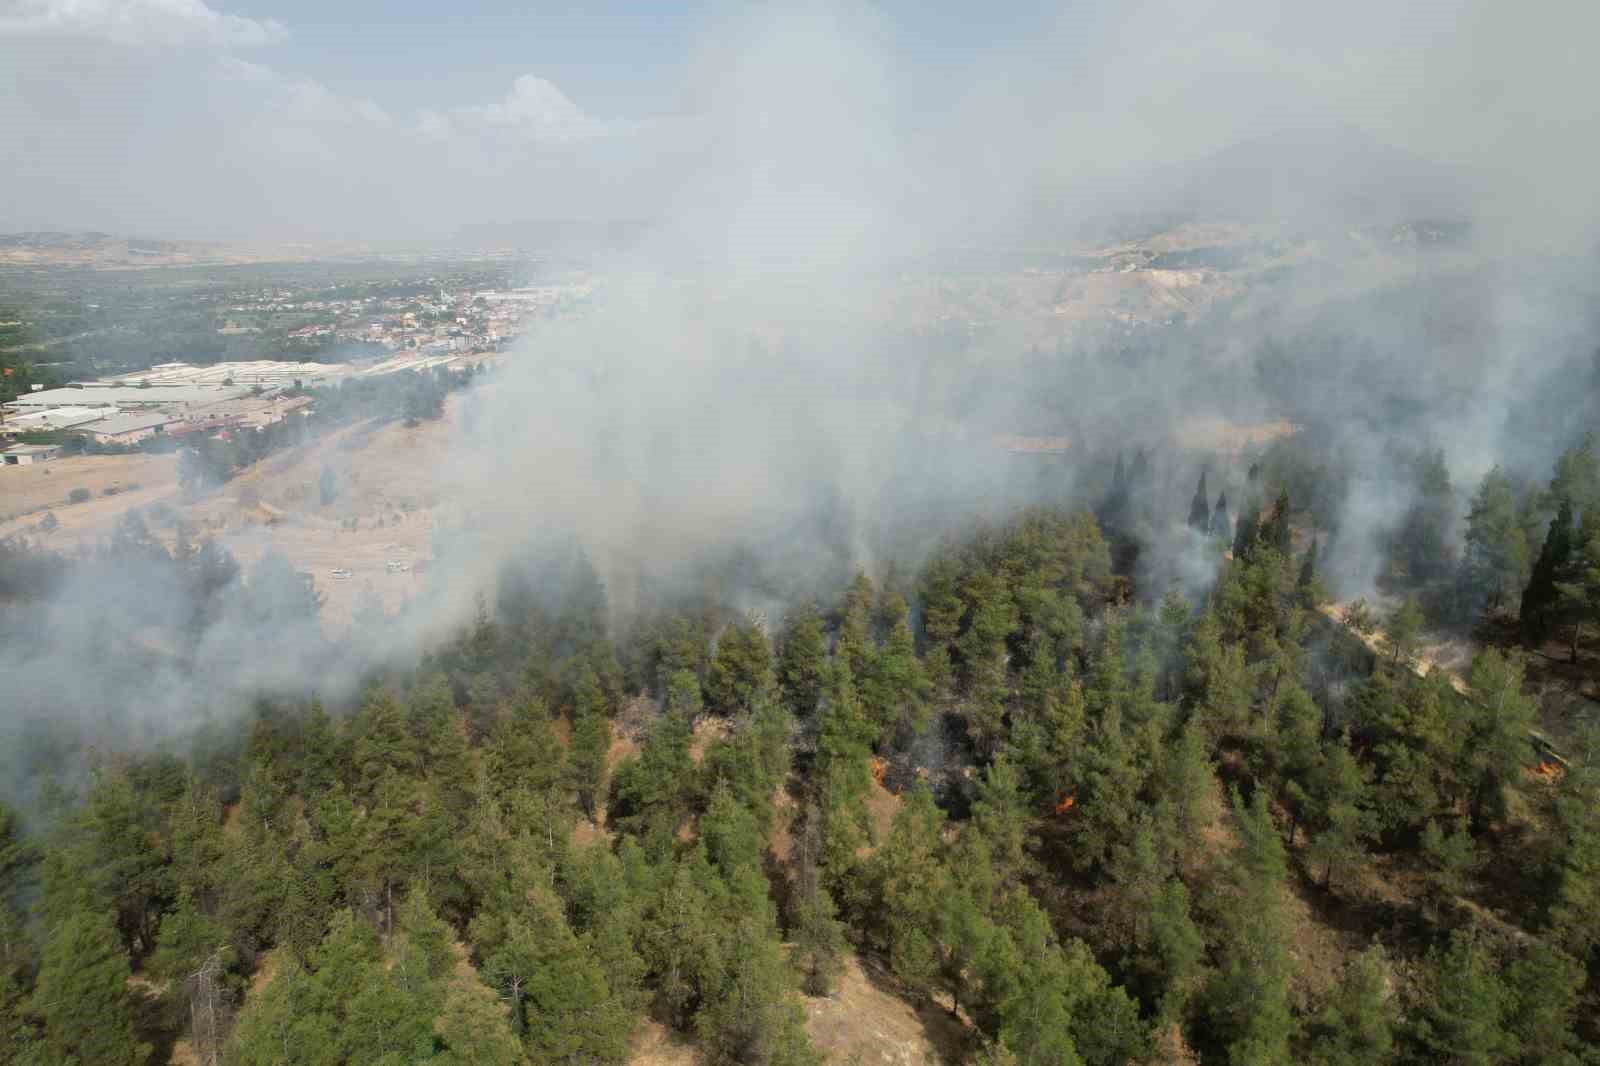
2,425,1598,1066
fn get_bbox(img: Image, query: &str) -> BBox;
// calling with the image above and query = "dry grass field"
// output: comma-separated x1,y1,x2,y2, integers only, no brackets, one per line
0,407,461,629
0,451,180,528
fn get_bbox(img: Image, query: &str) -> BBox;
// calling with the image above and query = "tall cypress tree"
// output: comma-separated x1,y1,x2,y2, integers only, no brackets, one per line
1188,472,1212,532
571,705,610,824
1521,500,1574,644
1298,538,1319,592
1102,453,1130,529
1265,487,1293,553
1555,512,1600,663
1232,503,1261,560
1211,492,1230,539
813,662,876,894
1128,449,1152,523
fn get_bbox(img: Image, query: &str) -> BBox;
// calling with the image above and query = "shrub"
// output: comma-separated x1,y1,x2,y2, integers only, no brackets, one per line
67,487,91,504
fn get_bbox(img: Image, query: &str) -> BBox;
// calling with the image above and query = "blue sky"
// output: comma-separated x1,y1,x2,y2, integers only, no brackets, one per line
248,3,711,117
240,2,1077,118
1,0,1594,244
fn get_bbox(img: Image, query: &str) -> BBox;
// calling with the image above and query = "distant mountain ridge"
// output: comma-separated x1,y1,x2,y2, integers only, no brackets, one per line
0,231,278,269
0,231,524,269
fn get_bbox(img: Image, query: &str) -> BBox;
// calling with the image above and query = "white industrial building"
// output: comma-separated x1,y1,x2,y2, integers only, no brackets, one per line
1,406,109,434
1,443,62,465
7,383,252,410
101,360,347,389
87,412,183,443
2,356,456,437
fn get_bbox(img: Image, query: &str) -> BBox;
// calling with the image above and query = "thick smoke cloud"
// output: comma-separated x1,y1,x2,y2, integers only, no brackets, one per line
4,1,1599,798
430,3,1600,616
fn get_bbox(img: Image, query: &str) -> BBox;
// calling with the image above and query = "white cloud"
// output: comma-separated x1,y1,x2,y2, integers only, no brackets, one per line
474,75,587,131
440,73,643,145
211,53,272,81
0,0,286,49
8,0,1590,245
215,55,391,126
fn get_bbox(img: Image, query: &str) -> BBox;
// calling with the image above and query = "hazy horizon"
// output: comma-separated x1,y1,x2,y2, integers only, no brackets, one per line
3,1,1597,249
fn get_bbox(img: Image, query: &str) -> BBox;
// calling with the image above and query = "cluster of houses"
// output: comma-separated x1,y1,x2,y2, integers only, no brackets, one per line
218,279,587,357
0,281,588,470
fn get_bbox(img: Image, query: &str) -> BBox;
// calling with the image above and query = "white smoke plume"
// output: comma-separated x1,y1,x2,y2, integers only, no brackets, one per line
3,1,1599,800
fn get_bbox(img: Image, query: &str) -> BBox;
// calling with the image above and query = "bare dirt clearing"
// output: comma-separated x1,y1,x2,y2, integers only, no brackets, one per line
192,414,461,627
629,1018,699,1066
626,954,963,1066
2,406,462,629
802,954,965,1064
0,451,179,531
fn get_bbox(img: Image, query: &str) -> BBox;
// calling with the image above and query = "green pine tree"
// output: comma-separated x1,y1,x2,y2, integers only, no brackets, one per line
30,908,150,1066
789,808,847,996
610,697,696,847
1200,789,1293,1066
1302,945,1395,1066
1502,941,1586,1065
813,662,877,899
1521,499,1574,645
1460,466,1530,615
1407,930,1510,1066
1554,510,1600,663
571,703,610,823
1232,501,1261,560
707,621,776,715
1385,595,1425,669
147,896,237,1066
778,603,828,717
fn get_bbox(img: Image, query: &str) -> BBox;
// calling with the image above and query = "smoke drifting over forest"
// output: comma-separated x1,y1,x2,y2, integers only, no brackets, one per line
4,1,1600,797
438,5,1600,621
